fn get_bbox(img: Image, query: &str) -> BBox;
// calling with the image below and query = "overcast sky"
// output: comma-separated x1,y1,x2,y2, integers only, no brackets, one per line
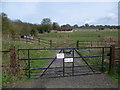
1,2,118,26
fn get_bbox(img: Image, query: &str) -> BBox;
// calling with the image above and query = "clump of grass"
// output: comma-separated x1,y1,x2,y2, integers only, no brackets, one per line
107,63,119,80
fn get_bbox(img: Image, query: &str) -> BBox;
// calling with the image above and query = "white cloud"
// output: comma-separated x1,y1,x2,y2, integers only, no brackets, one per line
83,13,118,25
84,20,95,24
107,13,117,19
94,13,118,25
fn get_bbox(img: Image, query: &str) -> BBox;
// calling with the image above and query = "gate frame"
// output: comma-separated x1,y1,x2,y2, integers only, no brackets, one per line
17,46,113,79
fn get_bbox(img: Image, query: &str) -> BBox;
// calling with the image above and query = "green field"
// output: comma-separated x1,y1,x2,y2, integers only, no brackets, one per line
39,29,118,47
38,29,119,80
2,29,118,87
40,29,118,40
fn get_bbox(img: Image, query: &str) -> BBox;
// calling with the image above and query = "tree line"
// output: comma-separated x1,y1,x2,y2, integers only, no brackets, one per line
1,13,64,38
2,13,73,38
1,12,119,39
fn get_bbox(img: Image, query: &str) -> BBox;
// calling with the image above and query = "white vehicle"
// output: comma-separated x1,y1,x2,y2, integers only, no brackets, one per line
21,35,34,39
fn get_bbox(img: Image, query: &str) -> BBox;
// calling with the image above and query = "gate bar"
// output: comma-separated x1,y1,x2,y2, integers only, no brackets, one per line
40,49,63,77
18,56,104,61
75,49,95,73
22,64,102,70
18,46,111,51
31,72,102,79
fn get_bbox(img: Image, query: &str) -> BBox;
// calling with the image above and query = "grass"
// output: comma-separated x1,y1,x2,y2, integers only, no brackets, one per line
39,29,118,40
108,69,119,81
2,40,55,87
39,29,118,81
76,47,119,81
38,29,118,47
2,29,118,87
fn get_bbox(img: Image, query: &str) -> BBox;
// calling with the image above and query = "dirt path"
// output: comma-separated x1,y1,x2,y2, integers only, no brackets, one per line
17,49,118,88
17,74,118,88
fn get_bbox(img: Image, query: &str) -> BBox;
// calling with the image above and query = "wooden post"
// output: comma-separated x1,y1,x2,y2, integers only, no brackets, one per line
97,41,98,46
101,41,102,46
76,40,79,48
50,40,52,48
68,34,69,37
109,45,115,72
91,41,92,47
10,46,16,75
105,41,107,47
38,38,40,45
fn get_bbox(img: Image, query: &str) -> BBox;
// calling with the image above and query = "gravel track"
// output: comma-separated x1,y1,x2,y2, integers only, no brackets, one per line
17,49,118,88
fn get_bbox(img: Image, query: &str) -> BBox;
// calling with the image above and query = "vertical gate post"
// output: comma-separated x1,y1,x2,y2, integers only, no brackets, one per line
72,49,74,75
10,46,16,75
63,49,65,77
109,45,115,72
28,49,31,79
76,40,79,48
102,48,104,72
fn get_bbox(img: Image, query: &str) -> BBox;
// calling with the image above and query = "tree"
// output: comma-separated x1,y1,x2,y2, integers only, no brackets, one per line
41,18,52,25
1,13,40,38
37,25,44,33
20,23,31,35
1,12,7,18
41,18,52,32
85,23,89,27
73,24,78,28
61,24,72,30
90,25,95,27
30,29,38,36
2,13,10,34
52,22,60,30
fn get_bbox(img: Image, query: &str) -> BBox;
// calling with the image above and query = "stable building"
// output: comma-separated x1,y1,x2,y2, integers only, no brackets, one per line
55,28,73,33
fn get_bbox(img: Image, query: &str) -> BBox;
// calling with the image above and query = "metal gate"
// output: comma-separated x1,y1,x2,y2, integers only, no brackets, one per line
18,46,112,79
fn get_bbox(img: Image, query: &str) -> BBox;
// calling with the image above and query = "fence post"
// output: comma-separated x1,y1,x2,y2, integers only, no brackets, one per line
105,41,107,47
97,41,98,46
91,41,92,47
38,38,40,45
109,44,115,72
98,41,100,46
76,40,79,48
50,40,52,48
10,46,16,75
101,41,102,46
